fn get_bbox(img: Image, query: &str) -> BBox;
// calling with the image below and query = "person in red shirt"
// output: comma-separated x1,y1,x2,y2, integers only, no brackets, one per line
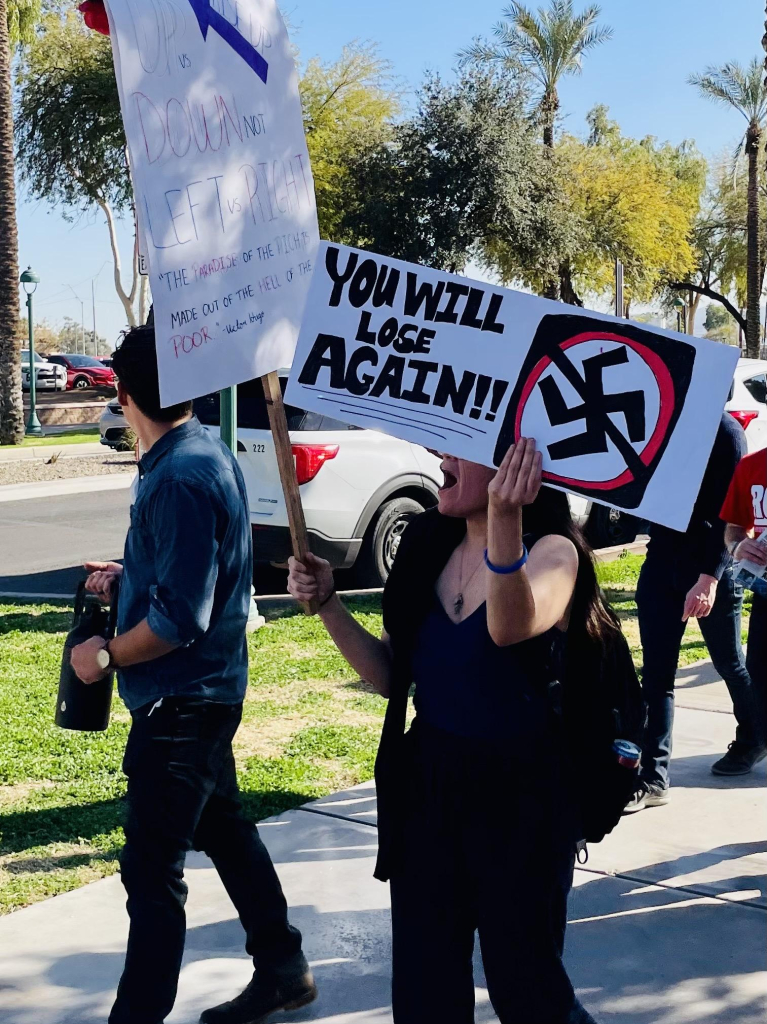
717,447,767,775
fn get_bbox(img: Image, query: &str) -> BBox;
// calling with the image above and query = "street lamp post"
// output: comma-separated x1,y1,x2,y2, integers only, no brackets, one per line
20,267,42,438
672,295,687,334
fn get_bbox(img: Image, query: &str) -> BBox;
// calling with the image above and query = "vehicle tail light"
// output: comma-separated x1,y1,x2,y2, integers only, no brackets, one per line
728,409,759,430
291,444,339,484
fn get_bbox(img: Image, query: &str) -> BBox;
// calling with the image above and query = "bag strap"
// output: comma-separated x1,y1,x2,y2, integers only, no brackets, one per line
106,578,120,639
72,581,87,624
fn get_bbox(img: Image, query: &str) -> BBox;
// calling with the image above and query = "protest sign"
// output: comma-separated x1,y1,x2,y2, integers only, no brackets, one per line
285,243,741,532
104,0,319,406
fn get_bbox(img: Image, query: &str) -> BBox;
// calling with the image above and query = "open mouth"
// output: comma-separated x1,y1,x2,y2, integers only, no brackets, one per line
440,468,458,491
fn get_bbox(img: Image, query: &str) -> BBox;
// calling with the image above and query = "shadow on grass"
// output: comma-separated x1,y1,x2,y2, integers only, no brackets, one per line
262,594,383,624
0,607,72,635
1,790,318,858
4,849,119,875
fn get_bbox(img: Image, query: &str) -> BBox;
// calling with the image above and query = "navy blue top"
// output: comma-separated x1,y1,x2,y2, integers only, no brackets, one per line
117,417,252,712
410,599,560,744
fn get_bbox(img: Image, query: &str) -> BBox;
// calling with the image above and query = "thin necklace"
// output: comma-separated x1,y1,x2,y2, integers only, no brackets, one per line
454,541,484,617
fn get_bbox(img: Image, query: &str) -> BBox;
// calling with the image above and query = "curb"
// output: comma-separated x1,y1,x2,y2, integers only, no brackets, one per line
595,537,648,562
0,442,105,464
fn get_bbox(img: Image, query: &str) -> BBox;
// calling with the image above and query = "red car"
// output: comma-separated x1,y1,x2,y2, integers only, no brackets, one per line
46,354,117,391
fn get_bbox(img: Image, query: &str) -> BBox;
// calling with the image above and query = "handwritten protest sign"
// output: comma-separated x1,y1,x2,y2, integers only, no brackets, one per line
104,0,319,406
285,243,740,532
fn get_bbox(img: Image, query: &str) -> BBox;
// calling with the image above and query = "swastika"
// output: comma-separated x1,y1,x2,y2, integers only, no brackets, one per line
539,347,646,461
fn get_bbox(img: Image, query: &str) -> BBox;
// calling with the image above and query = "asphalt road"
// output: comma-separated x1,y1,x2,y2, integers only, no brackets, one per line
0,489,130,596
0,488,292,598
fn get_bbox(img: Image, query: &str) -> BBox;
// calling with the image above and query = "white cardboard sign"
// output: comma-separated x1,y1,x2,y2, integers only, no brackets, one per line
285,243,740,532
105,0,319,405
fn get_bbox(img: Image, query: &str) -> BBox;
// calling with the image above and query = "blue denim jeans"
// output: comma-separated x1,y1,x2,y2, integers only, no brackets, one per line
637,554,762,788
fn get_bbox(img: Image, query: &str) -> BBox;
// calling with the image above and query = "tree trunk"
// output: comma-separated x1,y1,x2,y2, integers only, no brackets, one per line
0,0,23,445
541,86,558,149
98,198,138,327
558,264,583,307
745,122,762,358
687,290,701,336
139,274,150,325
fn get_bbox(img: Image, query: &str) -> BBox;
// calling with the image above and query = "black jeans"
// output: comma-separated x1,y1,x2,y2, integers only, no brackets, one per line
109,697,305,1024
637,555,762,788
389,722,596,1024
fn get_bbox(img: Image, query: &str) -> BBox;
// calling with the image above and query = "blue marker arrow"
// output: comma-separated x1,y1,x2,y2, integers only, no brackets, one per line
187,0,268,83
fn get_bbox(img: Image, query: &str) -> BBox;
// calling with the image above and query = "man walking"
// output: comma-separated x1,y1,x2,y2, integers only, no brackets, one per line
719,445,767,772
71,324,316,1024
627,412,751,810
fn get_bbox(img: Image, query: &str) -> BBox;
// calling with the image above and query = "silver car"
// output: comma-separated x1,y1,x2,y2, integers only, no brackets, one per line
99,399,132,450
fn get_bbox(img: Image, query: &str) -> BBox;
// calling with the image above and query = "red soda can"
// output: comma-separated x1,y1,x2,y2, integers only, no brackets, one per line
613,739,641,769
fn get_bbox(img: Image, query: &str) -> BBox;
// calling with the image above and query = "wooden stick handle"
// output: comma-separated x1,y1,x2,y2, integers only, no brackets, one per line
261,371,319,614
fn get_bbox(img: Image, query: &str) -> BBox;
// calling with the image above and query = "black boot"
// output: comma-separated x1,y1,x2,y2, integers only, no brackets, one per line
200,969,317,1024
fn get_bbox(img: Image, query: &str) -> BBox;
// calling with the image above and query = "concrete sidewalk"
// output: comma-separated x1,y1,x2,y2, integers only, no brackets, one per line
0,472,133,504
0,692,764,1023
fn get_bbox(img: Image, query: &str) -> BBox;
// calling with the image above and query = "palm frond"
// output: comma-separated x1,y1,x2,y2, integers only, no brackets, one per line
690,58,767,123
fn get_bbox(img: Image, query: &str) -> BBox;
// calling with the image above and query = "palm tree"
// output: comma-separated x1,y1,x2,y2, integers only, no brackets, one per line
460,2,611,302
461,1,612,149
0,0,39,444
690,59,767,359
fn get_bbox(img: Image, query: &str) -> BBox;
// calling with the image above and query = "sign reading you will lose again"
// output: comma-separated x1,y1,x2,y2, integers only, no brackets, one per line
105,0,319,406
285,243,740,532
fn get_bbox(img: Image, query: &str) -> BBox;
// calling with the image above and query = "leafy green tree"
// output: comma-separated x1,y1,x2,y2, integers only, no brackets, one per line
15,11,147,327
1,0,40,444
340,70,568,283
460,1,611,300
670,153,767,336
557,114,706,315
690,58,767,357
704,303,738,345
300,43,399,242
55,315,109,356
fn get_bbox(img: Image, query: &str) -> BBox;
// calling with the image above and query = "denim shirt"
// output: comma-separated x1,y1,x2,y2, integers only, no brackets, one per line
117,418,251,711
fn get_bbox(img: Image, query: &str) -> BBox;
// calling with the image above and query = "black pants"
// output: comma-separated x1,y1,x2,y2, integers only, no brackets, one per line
746,592,767,734
389,722,596,1024
637,555,762,788
109,697,305,1024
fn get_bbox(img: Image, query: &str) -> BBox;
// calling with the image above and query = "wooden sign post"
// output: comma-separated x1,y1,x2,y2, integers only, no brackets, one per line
261,372,319,614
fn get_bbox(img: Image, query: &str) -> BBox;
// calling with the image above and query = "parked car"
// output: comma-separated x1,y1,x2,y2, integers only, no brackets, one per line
193,375,642,586
21,350,66,392
99,398,132,450
45,353,117,390
98,357,114,368
725,357,767,452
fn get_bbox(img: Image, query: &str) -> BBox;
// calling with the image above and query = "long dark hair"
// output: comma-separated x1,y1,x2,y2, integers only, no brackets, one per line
522,488,622,651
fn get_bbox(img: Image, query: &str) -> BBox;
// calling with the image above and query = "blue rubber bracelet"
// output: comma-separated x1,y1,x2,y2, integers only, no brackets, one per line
484,545,529,575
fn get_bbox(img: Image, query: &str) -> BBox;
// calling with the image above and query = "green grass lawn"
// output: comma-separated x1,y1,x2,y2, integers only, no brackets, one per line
0,554,749,914
0,430,100,450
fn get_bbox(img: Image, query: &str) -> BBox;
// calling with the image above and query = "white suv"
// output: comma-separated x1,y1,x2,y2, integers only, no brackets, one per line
195,377,441,584
725,358,767,452
194,375,640,585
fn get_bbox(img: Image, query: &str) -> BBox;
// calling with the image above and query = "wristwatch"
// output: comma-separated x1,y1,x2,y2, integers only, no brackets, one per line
95,642,116,673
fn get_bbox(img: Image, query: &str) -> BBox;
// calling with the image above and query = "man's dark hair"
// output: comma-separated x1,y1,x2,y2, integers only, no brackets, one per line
112,324,193,423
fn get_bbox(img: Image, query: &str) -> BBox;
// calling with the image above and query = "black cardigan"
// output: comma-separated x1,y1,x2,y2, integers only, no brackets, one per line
374,508,467,881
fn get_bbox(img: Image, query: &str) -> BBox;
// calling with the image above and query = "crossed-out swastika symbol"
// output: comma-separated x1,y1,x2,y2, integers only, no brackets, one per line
539,347,646,462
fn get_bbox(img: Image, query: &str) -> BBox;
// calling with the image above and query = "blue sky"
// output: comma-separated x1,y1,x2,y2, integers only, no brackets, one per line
17,0,762,346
